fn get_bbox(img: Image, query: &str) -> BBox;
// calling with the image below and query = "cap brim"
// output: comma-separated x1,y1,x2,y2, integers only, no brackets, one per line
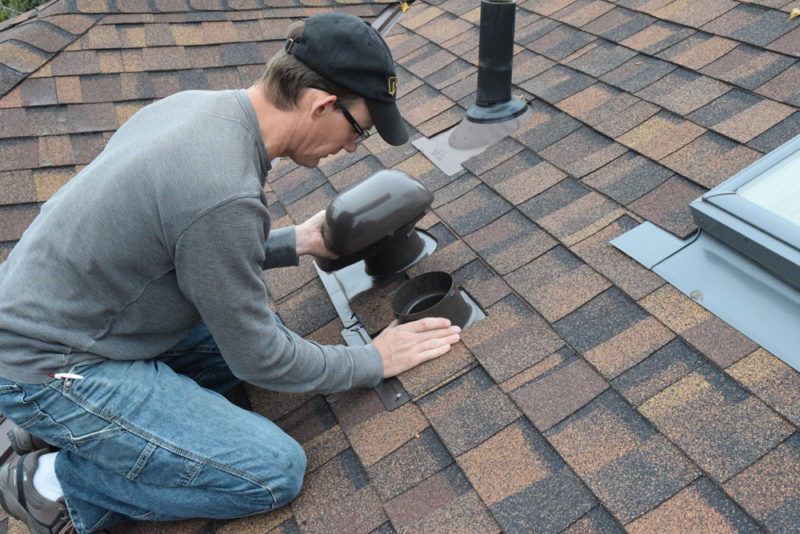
366,99,408,146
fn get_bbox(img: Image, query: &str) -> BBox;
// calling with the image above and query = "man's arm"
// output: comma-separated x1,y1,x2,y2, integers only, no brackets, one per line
293,211,462,378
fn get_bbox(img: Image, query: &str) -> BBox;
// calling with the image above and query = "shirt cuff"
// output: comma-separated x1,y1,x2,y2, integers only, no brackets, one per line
264,226,298,269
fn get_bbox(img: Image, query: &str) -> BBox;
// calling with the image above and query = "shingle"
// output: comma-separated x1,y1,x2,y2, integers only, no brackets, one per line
451,258,511,308
620,20,696,55
507,245,611,323
400,43,457,80
383,464,500,533
32,167,74,202
612,338,704,406
538,126,627,178
275,395,347,473
627,477,762,533
511,357,608,431
511,99,582,151
0,68,26,100
515,17,562,45
728,348,800,426
464,209,555,274
767,23,800,56
424,58,474,91
416,12,473,45
582,7,656,41
562,506,625,534
657,32,738,70
600,54,676,93
397,341,475,399
462,293,564,382
636,68,730,115
520,64,595,104
756,62,800,107
681,314,759,368
398,84,454,127
629,176,703,237
284,182,336,222
554,287,648,355
595,99,660,139
417,366,520,456
480,149,567,206
748,112,800,153
274,278,337,337
702,3,796,47
723,434,800,533
291,449,386,534
461,137,524,176
570,215,665,300
459,418,596,533
527,25,597,61
19,77,57,106
327,156,384,193
0,204,39,242
565,41,638,77
366,426,454,501
522,180,624,245
617,111,705,161
435,184,512,235
0,170,36,205
639,363,793,482
525,0,582,17
545,390,699,524
0,41,52,74
263,255,318,301
701,45,795,91
582,151,672,205
552,0,616,26
690,90,795,143
661,132,762,189
654,0,737,27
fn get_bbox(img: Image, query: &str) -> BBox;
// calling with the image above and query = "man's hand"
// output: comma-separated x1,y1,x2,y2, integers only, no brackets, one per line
295,210,337,259
372,317,461,378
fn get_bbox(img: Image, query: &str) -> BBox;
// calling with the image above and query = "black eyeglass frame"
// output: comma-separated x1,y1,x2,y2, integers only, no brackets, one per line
333,101,370,142
306,85,371,142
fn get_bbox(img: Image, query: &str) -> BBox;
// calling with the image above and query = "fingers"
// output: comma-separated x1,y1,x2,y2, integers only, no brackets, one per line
397,316,453,332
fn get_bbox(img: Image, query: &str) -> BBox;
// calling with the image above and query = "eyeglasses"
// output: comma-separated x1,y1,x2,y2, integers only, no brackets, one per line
334,101,370,143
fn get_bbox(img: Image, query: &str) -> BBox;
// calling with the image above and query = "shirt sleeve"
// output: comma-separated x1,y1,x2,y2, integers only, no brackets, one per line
263,226,299,269
174,197,383,393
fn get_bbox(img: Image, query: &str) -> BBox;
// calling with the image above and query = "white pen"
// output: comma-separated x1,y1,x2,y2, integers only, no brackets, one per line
49,373,84,380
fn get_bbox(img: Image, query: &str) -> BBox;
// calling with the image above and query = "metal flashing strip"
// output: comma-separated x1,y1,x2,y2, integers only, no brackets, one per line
314,259,412,410
612,223,800,372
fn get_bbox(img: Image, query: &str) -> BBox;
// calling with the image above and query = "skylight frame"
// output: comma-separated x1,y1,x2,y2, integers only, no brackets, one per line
689,134,800,291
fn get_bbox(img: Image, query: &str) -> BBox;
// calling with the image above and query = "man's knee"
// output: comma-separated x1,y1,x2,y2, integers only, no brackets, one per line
270,439,306,508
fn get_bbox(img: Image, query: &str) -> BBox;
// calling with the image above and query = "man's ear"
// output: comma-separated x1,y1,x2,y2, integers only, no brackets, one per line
309,90,337,119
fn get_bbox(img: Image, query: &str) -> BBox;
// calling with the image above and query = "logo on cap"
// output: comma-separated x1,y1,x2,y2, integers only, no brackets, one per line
388,76,398,96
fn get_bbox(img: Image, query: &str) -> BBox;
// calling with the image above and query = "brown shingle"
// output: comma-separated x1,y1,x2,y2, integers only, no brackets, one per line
629,176,703,237
546,390,699,523
511,358,608,430
723,434,800,534
617,111,705,161
627,477,761,533
507,245,611,322
661,132,762,189
462,294,564,382
654,0,737,27
681,315,759,368
727,348,800,426
639,364,793,482
657,32,738,70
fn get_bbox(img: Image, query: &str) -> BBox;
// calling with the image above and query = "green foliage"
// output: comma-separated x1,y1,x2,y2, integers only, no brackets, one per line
0,0,50,23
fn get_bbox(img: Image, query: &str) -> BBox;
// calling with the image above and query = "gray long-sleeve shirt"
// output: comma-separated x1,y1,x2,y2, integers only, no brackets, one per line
0,89,383,392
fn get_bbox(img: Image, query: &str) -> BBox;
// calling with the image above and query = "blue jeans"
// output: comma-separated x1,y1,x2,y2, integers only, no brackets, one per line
0,323,306,533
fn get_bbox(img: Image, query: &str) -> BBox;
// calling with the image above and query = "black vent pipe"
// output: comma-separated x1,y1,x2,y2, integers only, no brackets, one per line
466,0,527,124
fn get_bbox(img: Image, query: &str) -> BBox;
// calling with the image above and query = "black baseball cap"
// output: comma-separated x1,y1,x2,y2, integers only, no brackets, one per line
285,13,409,146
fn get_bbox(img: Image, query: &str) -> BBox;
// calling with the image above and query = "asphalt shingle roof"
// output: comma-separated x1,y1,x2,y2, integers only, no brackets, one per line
1,0,799,532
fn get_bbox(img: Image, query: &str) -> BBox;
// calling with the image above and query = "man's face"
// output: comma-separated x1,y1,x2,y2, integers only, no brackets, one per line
290,94,374,168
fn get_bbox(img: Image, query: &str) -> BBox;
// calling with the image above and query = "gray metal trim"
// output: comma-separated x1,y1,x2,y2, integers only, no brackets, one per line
690,133,800,290
611,223,800,372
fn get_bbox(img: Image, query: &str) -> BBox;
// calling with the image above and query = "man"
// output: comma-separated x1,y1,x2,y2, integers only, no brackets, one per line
0,13,460,534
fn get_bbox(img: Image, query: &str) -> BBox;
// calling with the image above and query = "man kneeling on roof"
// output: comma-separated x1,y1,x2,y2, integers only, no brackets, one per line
0,13,459,534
